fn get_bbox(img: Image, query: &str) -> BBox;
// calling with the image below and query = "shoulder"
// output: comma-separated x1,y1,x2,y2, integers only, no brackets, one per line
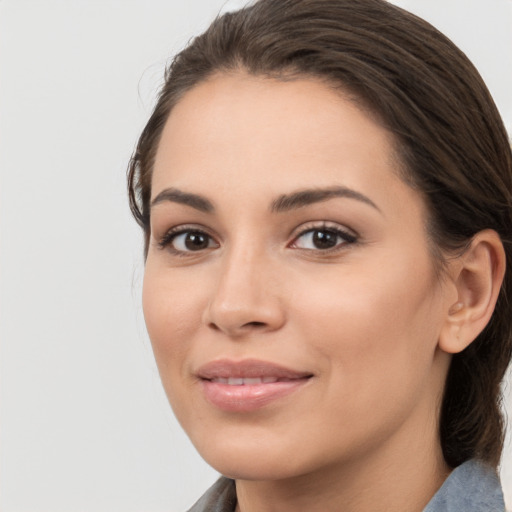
424,459,505,512
187,477,237,512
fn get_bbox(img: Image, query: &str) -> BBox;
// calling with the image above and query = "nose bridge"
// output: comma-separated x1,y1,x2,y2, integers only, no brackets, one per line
204,237,284,335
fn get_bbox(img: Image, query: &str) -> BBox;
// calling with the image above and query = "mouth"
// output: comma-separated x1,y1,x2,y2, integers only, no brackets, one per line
208,376,298,385
196,359,313,412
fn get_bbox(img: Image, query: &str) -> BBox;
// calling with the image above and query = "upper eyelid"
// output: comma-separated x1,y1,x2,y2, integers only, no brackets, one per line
289,221,358,239
159,223,217,238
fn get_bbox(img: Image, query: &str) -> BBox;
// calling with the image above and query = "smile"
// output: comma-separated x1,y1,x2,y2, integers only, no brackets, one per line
210,376,295,385
196,359,313,412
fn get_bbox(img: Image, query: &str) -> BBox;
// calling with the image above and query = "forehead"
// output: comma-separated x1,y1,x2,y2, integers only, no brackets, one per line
156,73,391,161
151,72,422,219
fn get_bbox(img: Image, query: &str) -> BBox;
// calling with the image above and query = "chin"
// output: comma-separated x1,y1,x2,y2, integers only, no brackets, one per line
188,424,337,482
205,452,308,481
186,427,297,480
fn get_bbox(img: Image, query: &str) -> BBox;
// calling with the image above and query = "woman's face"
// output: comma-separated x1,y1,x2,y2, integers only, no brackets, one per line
143,73,455,480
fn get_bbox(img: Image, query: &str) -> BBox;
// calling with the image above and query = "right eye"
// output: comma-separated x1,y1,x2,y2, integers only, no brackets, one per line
159,228,219,254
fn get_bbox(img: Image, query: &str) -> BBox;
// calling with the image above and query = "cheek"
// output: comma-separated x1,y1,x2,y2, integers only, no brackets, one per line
142,264,203,374
286,262,444,459
292,252,442,393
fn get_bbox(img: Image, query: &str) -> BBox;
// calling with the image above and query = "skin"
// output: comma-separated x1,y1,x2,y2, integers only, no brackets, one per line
143,72,463,511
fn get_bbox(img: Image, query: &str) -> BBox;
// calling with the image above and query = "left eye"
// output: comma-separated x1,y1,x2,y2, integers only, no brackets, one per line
292,228,356,250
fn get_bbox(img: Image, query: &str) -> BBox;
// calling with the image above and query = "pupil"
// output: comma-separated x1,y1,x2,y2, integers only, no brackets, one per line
313,230,337,249
185,232,208,250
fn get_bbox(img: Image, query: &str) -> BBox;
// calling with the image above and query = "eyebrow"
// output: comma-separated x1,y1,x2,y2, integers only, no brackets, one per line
150,188,214,213
271,186,381,214
150,185,380,215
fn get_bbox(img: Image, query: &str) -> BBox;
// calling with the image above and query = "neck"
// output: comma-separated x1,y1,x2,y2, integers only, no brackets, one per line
234,417,450,512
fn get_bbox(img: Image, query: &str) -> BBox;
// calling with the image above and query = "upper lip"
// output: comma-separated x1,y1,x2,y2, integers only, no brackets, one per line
196,359,313,380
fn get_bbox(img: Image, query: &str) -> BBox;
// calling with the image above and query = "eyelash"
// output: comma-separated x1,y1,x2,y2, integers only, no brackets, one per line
157,225,217,256
289,223,358,252
157,223,358,256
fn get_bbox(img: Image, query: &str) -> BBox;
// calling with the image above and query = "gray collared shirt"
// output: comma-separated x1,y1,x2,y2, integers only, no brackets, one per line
424,459,504,512
188,459,505,511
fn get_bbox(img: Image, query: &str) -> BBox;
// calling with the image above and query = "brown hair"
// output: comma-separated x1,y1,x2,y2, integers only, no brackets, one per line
127,0,512,468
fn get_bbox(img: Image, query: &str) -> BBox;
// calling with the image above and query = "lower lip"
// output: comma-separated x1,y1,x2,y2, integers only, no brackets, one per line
201,379,310,412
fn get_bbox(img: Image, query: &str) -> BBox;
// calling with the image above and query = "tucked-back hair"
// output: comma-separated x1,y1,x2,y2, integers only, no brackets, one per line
128,0,512,468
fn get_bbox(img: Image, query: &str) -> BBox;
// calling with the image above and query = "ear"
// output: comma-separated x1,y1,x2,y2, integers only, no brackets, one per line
439,229,506,354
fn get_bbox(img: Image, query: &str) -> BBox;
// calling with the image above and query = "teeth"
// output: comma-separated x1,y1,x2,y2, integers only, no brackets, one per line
244,378,264,385
211,377,280,385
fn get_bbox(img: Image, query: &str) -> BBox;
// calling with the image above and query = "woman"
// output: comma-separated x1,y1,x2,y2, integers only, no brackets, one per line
127,0,512,510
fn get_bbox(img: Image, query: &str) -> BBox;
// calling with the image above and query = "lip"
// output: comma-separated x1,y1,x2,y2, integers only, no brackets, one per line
196,359,313,412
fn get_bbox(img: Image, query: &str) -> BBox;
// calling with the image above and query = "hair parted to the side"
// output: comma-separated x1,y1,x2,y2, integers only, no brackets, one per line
128,0,512,468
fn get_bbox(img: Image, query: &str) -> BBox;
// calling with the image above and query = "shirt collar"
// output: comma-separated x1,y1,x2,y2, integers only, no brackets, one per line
423,459,504,512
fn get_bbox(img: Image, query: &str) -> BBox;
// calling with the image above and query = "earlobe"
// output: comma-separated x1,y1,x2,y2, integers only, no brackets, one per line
439,230,506,355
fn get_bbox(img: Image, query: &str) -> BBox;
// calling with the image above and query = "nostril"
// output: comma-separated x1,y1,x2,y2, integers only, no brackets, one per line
207,320,267,334
243,321,267,328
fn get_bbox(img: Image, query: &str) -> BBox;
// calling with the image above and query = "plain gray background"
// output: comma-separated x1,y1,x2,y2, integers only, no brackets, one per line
1,1,511,510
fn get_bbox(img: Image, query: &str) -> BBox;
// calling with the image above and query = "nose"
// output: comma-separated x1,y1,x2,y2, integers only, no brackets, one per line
203,246,286,338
